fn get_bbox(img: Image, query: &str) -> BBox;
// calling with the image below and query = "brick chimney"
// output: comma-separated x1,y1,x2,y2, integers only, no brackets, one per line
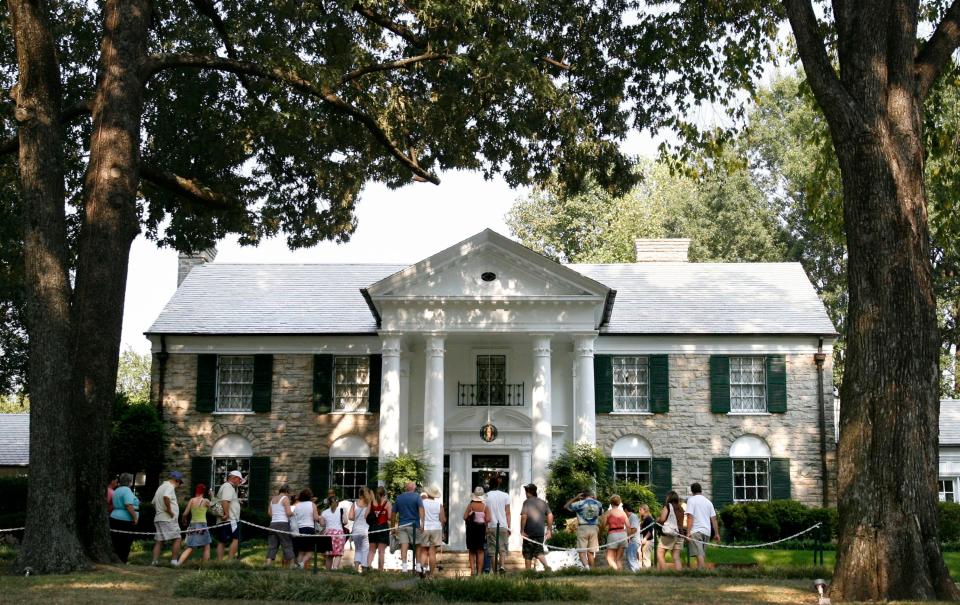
634,238,691,262
177,248,217,287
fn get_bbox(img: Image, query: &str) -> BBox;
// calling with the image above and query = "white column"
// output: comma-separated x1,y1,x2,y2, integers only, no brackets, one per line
423,335,445,491
520,450,532,487
575,334,597,444
378,335,402,468
449,449,465,549
531,334,552,494
399,357,410,454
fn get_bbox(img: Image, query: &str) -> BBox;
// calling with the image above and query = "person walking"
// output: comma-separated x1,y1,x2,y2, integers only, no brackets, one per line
292,488,321,569
637,504,655,569
657,490,684,570
565,490,602,570
684,482,721,569
320,495,347,570
602,494,629,570
484,476,511,573
392,481,424,573
463,486,490,576
216,470,243,561
107,476,118,515
178,483,212,565
367,486,392,571
623,503,641,571
151,471,183,566
265,484,295,567
109,473,140,563
349,487,373,573
519,483,553,572
417,485,446,577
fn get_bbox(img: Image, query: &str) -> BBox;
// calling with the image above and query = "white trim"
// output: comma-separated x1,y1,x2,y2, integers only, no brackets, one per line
212,411,256,416
151,335,380,354
211,433,254,457
596,335,833,354
730,435,772,458
611,435,653,458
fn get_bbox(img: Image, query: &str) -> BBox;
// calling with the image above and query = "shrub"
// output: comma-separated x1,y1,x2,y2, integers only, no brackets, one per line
602,481,660,517
719,500,835,544
378,452,430,500
546,529,576,549
545,442,611,518
940,502,960,542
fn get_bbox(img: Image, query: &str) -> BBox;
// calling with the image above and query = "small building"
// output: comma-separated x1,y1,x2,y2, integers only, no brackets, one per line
939,399,960,502
0,414,29,477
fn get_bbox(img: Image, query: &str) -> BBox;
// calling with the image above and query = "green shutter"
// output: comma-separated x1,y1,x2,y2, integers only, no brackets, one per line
252,354,273,413
367,457,380,489
313,355,334,413
770,458,791,500
594,355,613,414
310,456,330,497
196,354,218,413
191,456,213,495
605,456,616,483
651,458,672,502
766,355,787,413
368,354,382,414
248,457,271,511
649,354,669,413
711,457,733,509
710,356,731,414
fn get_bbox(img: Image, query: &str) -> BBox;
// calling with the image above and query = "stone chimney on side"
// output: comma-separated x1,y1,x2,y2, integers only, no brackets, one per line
177,248,217,287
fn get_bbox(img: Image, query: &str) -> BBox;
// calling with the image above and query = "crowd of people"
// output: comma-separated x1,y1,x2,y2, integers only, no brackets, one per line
106,471,720,574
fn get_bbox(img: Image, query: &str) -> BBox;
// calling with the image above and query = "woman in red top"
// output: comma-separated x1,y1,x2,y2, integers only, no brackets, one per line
602,495,629,570
366,486,392,571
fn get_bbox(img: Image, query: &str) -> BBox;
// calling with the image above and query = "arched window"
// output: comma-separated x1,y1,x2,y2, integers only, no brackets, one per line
329,436,371,500
611,435,653,485
211,434,253,501
729,435,771,502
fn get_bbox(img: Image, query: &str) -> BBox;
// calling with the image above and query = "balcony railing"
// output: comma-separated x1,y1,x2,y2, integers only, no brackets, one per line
457,382,525,406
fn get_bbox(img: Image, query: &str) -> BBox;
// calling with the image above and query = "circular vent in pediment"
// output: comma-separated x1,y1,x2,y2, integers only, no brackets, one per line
480,271,497,282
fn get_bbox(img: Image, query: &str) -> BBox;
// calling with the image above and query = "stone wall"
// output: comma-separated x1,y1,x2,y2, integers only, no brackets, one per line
596,353,836,507
157,353,379,491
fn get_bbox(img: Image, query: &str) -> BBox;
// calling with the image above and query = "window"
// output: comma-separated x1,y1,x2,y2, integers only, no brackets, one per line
331,458,368,500
612,356,649,412
212,457,250,502
730,356,766,413
614,458,651,485
334,356,370,412
940,478,957,503
216,355,254,412
733,458,769,502
476,355,506,405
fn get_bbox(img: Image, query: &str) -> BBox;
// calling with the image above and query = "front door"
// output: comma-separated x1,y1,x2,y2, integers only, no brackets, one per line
471,454,510,492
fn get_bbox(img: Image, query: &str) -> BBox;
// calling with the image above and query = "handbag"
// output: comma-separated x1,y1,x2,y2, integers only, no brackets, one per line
209,485,225,519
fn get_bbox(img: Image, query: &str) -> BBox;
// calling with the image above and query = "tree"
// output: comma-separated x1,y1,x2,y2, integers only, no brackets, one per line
115,348,150,406
545,442,612,518
3,0,655,573
109,393,165,483
378,452,429,501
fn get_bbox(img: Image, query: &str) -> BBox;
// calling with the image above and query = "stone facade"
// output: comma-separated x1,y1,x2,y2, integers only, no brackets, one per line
596,353,836,507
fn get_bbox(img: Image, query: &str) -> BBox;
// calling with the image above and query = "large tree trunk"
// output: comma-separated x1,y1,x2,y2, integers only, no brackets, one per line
71,0,151,562
7,0,87,574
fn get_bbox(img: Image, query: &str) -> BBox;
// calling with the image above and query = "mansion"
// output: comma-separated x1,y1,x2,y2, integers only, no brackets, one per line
148,229,837,550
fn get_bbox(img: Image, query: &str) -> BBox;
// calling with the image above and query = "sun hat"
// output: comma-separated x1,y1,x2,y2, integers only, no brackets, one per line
425,485,441,499
228,470,244,479
471,486,486,502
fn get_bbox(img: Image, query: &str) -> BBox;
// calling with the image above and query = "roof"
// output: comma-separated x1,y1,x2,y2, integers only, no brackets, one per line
0,414,29,466
569,262,837,335
942,400,960,446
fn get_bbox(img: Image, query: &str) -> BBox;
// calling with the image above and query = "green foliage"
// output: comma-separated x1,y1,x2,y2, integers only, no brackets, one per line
116,348,152,405
718,500,836,543
605,482,660,517
110,393,166,477
545,442,611,518
939,502,960,542
378,453,430,500
0,395,28,414
545,529,577,549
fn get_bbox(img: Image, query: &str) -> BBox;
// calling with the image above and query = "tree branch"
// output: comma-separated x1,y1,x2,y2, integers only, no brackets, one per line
351,3,426,47
916,0,960,99
189,0,257,93
0,99,92,156
142,53,440,184
339,52,448,86
139,164,236,210
539,56,571,71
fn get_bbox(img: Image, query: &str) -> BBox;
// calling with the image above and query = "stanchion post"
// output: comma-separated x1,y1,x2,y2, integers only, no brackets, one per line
495,522,501,573
313,538,318,574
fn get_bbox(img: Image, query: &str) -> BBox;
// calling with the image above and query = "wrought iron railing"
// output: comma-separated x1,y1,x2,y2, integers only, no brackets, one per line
457,382,524,406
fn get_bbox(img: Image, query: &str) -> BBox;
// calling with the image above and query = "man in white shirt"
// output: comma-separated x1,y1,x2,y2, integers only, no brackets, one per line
216,470,244,560
684,482,721,569
484,476,511,573
151,471,183,566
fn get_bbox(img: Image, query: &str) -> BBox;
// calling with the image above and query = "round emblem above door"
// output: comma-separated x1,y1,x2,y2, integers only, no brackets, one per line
480,423,498,443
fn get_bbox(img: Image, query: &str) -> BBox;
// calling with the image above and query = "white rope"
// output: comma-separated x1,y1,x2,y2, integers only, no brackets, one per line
650,521,823,549
107,521,233,536
0,526,25,533
239,519,412,538
520,531,629,553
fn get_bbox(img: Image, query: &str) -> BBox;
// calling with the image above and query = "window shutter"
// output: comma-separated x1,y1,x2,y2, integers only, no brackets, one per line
649,354,669,413
313,355,334,414
195,354,218,413
709,356,731,414
368,354,382,414
367,457,380,489
605,456,616,483
651,458,672,502
251,354,273,413
766,355,787,413
770,458,791,500
594,355,613,414
248,457,271,511
711,457,734,509
310,456,330,497
190,456,212,495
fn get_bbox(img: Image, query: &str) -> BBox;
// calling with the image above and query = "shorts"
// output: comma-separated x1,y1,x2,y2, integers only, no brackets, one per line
417,529,443,547
217,521,241,543
395,525,415,545
154,519,181,542
607,531,628,548
294,526,316,553
522,535,545,560
688,531,708,557
369,523,390,545
658,532,682,550
576,525,599,553
486,527,509,555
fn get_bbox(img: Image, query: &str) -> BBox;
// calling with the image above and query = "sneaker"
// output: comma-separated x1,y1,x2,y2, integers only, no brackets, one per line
170,559,180,567
296,561,305,569
150,560,159,567
401,564,408,573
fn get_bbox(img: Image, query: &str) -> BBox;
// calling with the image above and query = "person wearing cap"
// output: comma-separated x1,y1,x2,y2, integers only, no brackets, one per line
216,469,244,560
520,483,553,571
416,485,446,577
151,471,183,566
484,475,511,573
462,486,490,575
565,489,602,570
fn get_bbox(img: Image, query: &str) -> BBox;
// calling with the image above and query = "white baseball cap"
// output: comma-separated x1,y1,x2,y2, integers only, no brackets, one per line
228,470,244,479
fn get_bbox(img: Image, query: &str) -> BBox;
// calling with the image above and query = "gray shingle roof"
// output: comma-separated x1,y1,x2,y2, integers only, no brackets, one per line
148,261,836,336
0,414,29,466
942,400,960,446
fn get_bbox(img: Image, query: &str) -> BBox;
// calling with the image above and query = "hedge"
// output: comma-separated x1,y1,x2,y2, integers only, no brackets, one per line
718,500,836,543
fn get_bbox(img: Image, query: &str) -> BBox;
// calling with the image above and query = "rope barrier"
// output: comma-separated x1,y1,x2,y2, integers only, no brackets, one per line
238,519,412,538
0,526,25,533
106,521,233,536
